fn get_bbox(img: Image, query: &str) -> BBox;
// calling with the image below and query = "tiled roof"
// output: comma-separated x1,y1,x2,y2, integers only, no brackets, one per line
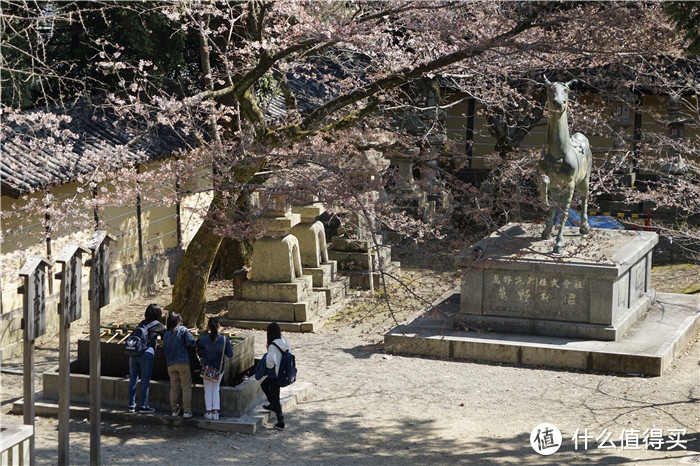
1,101,195,198
263,51,372,121
1,50,375,198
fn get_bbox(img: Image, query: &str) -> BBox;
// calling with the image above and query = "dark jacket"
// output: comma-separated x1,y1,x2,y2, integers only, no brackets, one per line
196,333,233,369
137,318,166,351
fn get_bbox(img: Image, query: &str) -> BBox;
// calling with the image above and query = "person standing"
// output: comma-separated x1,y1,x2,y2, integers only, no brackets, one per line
127,304,166,413
196,317,233,420
262,322,290,430
163,312,196,419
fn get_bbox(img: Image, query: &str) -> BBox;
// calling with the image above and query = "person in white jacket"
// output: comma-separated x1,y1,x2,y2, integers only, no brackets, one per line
263,322,290,430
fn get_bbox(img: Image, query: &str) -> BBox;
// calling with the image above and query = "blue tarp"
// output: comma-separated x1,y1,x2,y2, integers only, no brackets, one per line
552,208,625,229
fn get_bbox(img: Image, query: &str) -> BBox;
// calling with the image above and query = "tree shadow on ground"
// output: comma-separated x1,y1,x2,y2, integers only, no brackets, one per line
29,411,699,465
341,343,385,359
205,295,233,315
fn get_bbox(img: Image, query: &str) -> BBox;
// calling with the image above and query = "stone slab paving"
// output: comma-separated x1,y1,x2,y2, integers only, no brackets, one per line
12,382,311,435
385,291,699,376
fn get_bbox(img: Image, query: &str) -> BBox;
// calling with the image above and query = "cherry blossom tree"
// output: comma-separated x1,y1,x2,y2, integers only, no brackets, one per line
2,1,698,326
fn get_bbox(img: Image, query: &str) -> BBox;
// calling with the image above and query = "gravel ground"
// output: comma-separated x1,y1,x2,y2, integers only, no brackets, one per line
1,242,698,465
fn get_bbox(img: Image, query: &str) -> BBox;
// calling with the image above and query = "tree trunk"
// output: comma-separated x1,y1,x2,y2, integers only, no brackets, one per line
211,237,254,279
170,194,223,328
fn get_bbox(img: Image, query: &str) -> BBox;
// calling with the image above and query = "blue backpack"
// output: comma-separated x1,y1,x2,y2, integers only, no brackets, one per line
271,342,297,387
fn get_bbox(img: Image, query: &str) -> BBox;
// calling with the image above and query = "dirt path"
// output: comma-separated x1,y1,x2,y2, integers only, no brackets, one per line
1,253,698,465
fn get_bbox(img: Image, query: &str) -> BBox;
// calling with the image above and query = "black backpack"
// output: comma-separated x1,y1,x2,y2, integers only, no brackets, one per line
124,321,159,357
271,342,297,387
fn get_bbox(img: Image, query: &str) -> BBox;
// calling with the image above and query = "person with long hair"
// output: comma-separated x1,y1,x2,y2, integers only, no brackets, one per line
196,317,233,420
262,322,291,430
127,303,166,413
163,312,196,419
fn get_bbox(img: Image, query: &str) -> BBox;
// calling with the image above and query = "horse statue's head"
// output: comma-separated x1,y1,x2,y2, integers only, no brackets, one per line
544,76,577,114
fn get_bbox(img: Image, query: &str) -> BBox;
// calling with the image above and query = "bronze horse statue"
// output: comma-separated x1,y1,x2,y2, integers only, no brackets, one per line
539,76,592,254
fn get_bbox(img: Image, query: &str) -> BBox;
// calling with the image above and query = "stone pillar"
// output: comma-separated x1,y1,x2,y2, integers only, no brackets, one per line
422,159,453,220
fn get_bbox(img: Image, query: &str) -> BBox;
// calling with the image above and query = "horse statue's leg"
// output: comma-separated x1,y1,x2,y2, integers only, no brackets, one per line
579,174,590,235
541,175,555,239
554,181,576,254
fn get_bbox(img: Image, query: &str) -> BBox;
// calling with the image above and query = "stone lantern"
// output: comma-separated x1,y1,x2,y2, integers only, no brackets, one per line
389,147,435,221
326,149,401,290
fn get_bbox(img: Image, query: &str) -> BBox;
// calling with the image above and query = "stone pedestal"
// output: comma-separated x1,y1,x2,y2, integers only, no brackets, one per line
328,236,401,290
228,235,326,325
290,204,348,306
457,223,658,341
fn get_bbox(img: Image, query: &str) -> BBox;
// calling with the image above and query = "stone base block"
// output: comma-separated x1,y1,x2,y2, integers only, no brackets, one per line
292,204,325,222
332,236,369,252
455,289,655,340
14,382,312,435
341,261,401,290
315,276,349,306
385,291,699,376
257,214,301,236
302,261,337,287
228,291,326,322
328,245,393,271
458,223,658,341
240,276,314,302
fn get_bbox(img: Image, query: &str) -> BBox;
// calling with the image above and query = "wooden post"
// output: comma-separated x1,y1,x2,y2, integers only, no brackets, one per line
55,244,90,466
86,231,115,466
19,255,54,466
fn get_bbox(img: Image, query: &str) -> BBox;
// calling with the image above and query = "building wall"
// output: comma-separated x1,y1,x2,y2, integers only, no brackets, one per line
445,92,699,171
0,159,213,359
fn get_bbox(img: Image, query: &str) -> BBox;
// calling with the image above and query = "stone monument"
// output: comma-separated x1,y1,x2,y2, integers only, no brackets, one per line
457,223,658,341
390,147,436,223
227,193,327,331
328,194,401,290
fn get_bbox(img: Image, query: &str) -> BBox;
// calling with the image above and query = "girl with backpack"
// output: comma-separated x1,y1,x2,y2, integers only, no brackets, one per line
262,322,290,430
163,312,196,419
196,317,233,420
127,304,166,413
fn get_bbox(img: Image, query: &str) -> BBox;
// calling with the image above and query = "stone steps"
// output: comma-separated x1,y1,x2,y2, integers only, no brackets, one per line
13,382,312,434
314,276,349,306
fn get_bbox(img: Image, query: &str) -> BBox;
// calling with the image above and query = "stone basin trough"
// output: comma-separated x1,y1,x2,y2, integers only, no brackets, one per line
40,330,264,417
